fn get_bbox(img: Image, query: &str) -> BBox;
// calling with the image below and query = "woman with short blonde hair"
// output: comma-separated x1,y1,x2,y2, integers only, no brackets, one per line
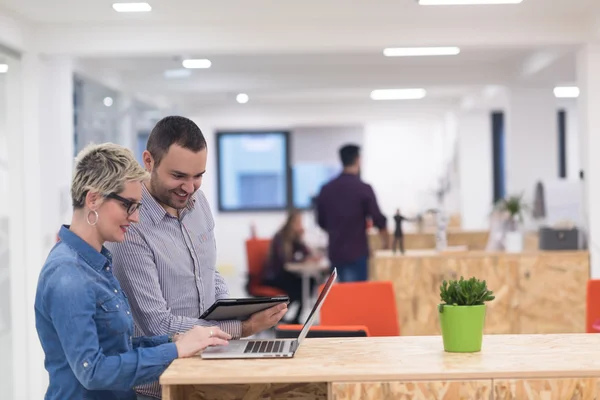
35,143,230,400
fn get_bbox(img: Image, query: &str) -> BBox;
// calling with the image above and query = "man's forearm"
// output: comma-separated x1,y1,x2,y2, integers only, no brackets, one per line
241,319,255,338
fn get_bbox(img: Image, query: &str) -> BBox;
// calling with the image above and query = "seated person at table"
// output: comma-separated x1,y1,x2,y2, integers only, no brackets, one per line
34,143,230,400
263,210,319,324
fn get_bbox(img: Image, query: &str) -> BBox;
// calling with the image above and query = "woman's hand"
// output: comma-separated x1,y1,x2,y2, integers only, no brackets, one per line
174,326,231,358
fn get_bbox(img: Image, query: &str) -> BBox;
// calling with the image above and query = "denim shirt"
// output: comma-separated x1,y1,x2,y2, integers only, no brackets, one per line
35,225,178,400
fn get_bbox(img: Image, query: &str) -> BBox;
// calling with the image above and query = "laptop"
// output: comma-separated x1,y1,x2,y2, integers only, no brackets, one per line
201,267,337,359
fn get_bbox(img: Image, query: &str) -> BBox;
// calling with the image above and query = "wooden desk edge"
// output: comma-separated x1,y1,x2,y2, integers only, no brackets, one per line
159,369,600,386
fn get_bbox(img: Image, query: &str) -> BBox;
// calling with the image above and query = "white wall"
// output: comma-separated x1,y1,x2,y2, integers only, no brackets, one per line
192,102,451,295
505,87,559,203
362,121,444,220
457,111,493,230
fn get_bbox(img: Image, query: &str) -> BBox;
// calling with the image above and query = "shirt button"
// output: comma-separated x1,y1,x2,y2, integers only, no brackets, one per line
114,289,118,293
126,311,130,315
83,362,89,368
106,267,110,271
116,305,119,308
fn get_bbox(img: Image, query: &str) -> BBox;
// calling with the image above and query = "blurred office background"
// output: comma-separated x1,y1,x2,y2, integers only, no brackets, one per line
2,0,600,399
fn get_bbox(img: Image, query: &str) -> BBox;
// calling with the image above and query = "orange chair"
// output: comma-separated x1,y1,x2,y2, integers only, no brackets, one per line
275,324,370,338
245,238,286,297
320,281,400,337
586,279,600,333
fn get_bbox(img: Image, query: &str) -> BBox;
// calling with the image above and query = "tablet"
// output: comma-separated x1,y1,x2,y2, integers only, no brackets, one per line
199,296,290,321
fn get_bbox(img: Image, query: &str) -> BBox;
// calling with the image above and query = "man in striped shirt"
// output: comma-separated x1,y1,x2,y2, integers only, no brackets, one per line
107,116,287,399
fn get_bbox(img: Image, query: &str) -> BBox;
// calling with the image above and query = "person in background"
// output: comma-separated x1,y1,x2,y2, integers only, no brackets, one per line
316,144,388,282
263,210,319,324
35,143,230,400
107,116,287,399
392,208,418,255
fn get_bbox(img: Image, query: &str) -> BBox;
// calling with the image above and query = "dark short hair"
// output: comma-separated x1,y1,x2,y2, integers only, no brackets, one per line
146,116,207,165
339,144,360,167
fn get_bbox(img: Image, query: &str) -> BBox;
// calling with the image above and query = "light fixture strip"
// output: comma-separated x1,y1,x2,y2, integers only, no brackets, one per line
182,59,212,69
112,2,152,12
370,89,427,100
383,47,460,57
418,0,523,5
553,86,579,99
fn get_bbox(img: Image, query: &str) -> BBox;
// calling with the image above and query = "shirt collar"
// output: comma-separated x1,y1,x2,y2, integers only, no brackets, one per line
141,182,197,225
58,225,112,271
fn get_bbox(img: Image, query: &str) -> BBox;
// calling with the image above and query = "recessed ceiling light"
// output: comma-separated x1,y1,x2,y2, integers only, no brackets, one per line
103,97,114,107
112,2,152,12
0,64,8,73
371,89,427,100
236,93,249,104
383,47,460,57
182,59,212,69
554,86,579,99
418,0,522,4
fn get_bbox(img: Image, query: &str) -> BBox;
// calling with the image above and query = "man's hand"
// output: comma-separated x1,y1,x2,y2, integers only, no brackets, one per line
241,303,288,337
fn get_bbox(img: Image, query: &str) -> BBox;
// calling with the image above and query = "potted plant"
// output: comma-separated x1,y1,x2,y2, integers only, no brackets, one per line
438,276,495,353
495,194,528,252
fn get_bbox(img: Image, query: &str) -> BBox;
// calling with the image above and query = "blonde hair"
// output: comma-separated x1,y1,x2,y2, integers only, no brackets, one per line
71,143,149,209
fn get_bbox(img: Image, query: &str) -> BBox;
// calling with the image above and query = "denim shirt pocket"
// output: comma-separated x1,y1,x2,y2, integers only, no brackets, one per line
97,297,130,335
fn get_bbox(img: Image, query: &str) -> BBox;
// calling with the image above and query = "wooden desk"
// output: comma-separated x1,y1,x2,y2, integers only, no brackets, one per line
371,250,590,336
160,334,600,399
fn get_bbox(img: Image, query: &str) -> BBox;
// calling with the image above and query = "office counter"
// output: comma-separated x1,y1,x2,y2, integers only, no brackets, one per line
160,334,600,399
371,250,590,336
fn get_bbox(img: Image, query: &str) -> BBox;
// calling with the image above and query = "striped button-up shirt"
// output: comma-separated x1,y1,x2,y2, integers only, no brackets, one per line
107,183,241,398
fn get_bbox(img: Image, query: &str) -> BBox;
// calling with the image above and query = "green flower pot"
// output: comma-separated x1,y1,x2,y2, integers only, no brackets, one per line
438,304,486,353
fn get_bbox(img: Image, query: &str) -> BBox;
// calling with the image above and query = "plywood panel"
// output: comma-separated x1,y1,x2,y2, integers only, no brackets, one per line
494,378,600,400
369,230,492,252
175,383,327,400
371,251,588,335
331,380,492,400
518,252,589,334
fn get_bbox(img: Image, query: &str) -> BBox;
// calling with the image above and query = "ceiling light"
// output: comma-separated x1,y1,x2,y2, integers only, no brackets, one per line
418,0,522,4
370,89,427,100
112,2,152,12
384,47,460,57
164,69,192,79
103,97,114,107
236,93,249,104
182,59,211,69
0,64,7,73
554,86,579,99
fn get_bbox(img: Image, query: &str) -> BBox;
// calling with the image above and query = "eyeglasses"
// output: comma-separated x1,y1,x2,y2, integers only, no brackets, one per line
105,193,142,216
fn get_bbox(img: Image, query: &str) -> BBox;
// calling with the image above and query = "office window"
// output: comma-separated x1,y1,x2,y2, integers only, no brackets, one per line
558,109,567,178
491,111,506,203
293,163,340,209
217,131,290,211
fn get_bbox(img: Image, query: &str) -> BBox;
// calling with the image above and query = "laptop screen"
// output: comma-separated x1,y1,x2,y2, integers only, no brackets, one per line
296,267,337,344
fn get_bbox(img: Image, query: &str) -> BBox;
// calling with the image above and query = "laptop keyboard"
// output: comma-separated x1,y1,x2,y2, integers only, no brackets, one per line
244,340,285,354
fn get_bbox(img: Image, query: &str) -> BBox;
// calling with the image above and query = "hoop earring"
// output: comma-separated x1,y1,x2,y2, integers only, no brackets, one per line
87,210,99,226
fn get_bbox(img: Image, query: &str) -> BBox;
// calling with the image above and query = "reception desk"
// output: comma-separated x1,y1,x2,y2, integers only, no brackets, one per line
160,334,600,399
371,250,590,336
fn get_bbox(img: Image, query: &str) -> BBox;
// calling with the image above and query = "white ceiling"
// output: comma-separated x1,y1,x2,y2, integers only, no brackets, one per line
75,46,576,112
1,0,588,111
1,0,598,24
